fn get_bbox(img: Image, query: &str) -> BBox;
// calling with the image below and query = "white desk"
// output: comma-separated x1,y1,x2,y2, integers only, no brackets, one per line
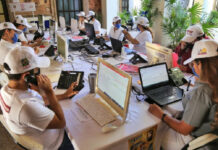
43,53,160,150
42,37,189,150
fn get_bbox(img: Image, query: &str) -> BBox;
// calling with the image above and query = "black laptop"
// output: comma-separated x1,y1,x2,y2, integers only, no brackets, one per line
110,37,122,53
139,63,183,106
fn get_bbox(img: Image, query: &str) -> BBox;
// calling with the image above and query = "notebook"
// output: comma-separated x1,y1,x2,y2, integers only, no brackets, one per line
139,63,183,106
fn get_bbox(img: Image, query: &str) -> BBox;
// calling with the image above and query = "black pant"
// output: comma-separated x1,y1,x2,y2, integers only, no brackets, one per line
58,131,74,150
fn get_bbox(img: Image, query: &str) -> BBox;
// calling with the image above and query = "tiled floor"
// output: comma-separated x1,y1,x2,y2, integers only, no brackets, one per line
0,122,24,150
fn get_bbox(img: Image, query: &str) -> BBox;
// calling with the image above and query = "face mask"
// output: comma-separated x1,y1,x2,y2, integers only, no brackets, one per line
137,26,140,31
12,33,18,43
115,23,121,29
192,67,199,78
23,27,27,32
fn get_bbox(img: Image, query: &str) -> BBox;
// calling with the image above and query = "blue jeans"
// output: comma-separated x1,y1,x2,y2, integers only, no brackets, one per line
58,131,74,150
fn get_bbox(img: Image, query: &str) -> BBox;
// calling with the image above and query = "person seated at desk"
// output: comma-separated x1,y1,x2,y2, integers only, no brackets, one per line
14,15,42,49
122,16,153,53
148,39,218,150
0,46,78,150
0,22,22,66
104,16,124,41
174,24,206,73
86,11,101,35
76,11,87,32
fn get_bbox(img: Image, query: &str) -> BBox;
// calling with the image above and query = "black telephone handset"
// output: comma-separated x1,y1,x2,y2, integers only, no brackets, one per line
25,74,38,86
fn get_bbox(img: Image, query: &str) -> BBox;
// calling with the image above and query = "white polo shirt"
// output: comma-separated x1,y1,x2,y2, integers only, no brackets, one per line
18,32,28,42
90,19,101,34
0,86,64,150
108,26,124,41
0,39,21,65
133,30,152,53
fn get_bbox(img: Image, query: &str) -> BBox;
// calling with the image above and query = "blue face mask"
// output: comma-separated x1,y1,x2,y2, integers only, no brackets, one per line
12,33,18,43
192,67,199,78
137,26,140,31
115,23,121,29
23,27,27,32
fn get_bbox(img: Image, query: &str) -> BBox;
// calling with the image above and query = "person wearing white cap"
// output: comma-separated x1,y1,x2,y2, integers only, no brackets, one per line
76,11,87,32
175,24,207,73
86,10,101,35
149,39,218,150
105,16,124,41
122,16,153,53
14,15,32,43
0,22,22,66
14,15,41,50
0,46,78,150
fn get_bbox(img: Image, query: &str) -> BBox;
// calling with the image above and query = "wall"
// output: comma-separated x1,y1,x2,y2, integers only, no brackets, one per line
6,0,53,21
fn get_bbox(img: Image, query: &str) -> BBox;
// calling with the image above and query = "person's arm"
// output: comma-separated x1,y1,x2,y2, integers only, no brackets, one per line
37,75,66,129
122,30,139,44
148,104,195,135
30,81,79,102
56,82,79,100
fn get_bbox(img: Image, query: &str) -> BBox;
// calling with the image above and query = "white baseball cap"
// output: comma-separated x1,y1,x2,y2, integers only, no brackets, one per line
135,16,149,27
77,11,85,17
4,46,50,74
0,22,22,34
86,11,95,18
15,16,32,28
113,16,121,23
184,39,218,65
181,24,204,43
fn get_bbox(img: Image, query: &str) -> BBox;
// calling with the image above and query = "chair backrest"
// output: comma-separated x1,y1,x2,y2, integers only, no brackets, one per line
0,115,43,150
59,16,66,29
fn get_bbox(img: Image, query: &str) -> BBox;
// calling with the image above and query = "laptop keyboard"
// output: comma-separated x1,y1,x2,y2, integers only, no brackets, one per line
148,86,177,99
76,95,116,126
84,45,99,54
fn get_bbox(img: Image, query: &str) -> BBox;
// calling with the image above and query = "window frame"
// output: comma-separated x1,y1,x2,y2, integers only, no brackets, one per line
122,0,129,11
56,0,83,25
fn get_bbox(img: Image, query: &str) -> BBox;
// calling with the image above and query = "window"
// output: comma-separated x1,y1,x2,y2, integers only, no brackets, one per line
122,0,129,11
56,0,83,25
0,0,9,22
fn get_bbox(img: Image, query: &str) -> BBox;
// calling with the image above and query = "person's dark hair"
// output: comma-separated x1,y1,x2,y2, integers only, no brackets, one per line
195,56,218,129
0,29,6,40
13,21,22,28
142,25,154,39
7,73,22,80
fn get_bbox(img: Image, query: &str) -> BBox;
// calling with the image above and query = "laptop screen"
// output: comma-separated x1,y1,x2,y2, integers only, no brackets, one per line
110,37,122,53
140,63,169,88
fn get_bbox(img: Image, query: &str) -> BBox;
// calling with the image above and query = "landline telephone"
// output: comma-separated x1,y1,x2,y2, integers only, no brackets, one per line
33,30,44,41
57,71,84,91
129,53,148,64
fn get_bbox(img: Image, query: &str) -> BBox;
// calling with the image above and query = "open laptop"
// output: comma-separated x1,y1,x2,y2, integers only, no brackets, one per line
139,63,183,106
110,37,122,53
76,58,132,126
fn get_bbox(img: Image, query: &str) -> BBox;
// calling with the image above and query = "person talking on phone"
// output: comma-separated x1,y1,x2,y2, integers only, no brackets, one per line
0,46,78,150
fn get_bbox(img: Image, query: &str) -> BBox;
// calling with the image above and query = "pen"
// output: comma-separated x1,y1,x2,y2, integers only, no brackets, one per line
186,80,191,91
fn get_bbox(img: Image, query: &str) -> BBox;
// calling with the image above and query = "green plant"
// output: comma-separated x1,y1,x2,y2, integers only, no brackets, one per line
162,1,218,49
119,10,130,25
162,2,190,48
201,11,218,38
132,7,138,16
140,0,162,27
